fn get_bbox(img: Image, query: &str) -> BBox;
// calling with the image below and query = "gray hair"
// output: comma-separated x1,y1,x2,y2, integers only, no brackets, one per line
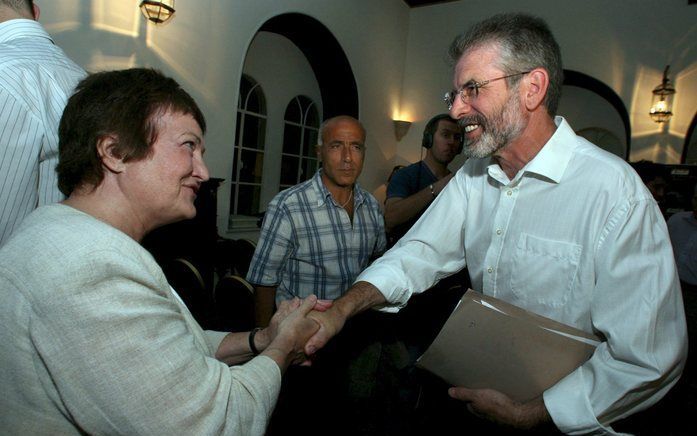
0,0,33,14
317,115,366,146
448,13,563,116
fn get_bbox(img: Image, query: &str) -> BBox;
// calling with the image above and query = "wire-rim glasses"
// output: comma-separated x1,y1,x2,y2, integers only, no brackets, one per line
444,71,530,110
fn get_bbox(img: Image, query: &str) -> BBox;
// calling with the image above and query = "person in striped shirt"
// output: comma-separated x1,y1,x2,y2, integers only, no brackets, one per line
0,0,85,245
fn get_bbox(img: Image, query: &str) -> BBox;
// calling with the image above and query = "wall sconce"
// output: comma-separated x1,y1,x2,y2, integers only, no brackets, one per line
393,120,412,141
649,65,676,123
139,0,176,25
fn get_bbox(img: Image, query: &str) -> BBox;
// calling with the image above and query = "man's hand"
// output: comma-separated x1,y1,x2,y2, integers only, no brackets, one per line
304,307,346,356
448,387,551,430
303,281,386,356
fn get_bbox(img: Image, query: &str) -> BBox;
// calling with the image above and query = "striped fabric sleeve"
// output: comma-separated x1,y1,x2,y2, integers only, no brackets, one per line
0,89,42,245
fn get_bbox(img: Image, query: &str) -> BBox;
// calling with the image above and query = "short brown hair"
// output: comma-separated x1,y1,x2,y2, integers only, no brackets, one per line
57,68,206,195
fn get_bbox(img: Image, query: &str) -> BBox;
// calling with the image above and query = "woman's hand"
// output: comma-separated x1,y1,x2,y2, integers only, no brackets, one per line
261,296,321,369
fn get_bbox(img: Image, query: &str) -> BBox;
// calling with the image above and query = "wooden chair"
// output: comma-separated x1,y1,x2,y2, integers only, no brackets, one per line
231,238,257,278
163,258,214,328
213,274,255,332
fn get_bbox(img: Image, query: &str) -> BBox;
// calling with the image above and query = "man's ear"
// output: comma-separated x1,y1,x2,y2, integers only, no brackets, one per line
522,68,549,112
32,3,40,20
96,135,125,173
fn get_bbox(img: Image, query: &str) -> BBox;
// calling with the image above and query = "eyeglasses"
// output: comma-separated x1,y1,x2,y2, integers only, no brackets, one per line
444,71,530,110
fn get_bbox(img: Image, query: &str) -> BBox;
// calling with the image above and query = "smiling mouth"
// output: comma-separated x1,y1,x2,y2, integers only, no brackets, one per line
464,124,480,133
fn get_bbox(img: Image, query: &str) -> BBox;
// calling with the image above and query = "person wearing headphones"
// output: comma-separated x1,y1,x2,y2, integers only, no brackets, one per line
383,114,468,362
384,114,463,247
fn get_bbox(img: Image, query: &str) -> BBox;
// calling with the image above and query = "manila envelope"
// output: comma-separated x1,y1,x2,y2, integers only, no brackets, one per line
416,289,601,402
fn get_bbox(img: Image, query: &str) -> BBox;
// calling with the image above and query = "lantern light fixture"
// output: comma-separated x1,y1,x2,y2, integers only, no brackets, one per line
139,0,175,25
649,65,676,124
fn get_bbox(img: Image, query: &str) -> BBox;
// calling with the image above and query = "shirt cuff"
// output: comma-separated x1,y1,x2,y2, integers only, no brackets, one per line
544,370,621,435
204,330,230,355
355,266,411,313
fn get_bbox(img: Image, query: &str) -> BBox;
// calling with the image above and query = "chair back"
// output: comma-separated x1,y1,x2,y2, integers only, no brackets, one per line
213,274,255,331
163,258,214,327
232,239,257,278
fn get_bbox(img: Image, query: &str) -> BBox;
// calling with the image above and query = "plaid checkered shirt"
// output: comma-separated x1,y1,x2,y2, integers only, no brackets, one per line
247,170,386,302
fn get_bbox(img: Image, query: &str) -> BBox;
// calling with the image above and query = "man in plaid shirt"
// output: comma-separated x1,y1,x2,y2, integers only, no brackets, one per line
247,115,386,327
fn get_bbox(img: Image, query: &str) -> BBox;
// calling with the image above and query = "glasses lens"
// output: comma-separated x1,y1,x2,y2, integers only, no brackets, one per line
465,83,478,99
444,92,453,109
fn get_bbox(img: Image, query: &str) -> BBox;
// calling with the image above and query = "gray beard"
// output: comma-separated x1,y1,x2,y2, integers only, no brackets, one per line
462,93,525,159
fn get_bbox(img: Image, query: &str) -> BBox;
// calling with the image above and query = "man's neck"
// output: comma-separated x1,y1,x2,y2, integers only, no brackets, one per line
0,6,34,23
320,172,354,205
494,113,557,180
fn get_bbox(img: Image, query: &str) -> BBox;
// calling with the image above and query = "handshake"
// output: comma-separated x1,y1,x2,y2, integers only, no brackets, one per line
253,295,339,369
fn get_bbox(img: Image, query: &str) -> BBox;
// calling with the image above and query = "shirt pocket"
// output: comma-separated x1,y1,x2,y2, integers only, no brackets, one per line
509,233,582,308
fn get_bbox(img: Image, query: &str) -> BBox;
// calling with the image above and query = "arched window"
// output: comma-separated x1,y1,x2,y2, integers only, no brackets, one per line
231,75,266,224
280,96,319,189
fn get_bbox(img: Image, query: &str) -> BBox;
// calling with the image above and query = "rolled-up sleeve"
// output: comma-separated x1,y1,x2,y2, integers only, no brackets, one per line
358,169,467,311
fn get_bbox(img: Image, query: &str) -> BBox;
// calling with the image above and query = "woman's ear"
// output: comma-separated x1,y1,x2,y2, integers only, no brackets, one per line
522,68,550,112
96,135,125,173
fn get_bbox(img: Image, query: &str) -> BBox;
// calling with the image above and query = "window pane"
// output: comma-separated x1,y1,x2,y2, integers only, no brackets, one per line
283,123,301,155
237,184,262,216
231,147,240,182
246,84,266,113
235,112,241,146
284,98,301,123
242,115,266,150
229,183,237,214
301,158,318,181
302,128,318,157
238,76,252,109
239,149,264,183
281,155,300,185
303,100,319,128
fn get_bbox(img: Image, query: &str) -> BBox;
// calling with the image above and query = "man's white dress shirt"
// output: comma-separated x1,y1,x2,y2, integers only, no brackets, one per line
358,117,687,435
0,18,85,245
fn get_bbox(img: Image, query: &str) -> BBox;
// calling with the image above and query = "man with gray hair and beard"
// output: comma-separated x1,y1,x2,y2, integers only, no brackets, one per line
303,13,686,435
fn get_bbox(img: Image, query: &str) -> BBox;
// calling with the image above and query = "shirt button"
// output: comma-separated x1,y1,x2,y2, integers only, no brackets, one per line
487,267,493,274
496,229,502,235
507,190,512,196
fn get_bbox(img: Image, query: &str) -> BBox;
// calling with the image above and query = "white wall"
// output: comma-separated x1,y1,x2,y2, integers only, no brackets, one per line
40,0,410,235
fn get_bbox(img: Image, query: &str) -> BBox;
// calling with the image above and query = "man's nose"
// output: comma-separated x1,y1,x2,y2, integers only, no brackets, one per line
449,96,472,120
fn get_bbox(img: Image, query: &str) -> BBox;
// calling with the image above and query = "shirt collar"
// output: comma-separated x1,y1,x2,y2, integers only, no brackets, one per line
0,19,53,45
312,168,365,207
523,116,574,183
487,116,574,185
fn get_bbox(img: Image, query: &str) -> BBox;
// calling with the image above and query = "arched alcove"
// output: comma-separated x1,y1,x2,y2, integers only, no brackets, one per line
561,70,631,161
682,112,697,164
259,13,359,119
